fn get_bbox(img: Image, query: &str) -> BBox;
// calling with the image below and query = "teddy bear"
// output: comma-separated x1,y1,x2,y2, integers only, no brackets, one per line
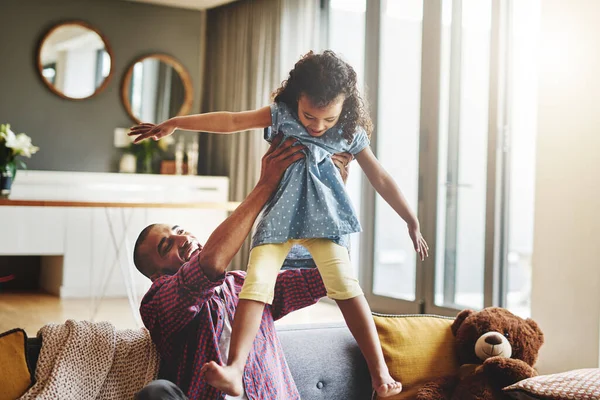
416,307,544,400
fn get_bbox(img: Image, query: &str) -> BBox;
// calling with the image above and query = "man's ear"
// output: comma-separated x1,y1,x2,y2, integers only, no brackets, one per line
451,309,475,336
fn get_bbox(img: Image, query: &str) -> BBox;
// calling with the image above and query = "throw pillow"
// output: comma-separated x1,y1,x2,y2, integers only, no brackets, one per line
503,368,600,399
0,328,33,400
373,313,460,400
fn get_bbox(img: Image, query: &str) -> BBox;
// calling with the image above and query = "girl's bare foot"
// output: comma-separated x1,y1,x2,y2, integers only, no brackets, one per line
373,380,402,398
200,361,243,396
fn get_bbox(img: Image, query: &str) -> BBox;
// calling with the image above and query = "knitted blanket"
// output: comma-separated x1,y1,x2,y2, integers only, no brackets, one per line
20,319,160,400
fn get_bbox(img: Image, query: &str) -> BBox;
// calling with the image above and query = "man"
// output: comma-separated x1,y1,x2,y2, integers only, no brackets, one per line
134,134,353,400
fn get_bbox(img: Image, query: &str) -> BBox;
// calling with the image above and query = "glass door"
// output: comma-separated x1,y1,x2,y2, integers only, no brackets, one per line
360,0,502,316
434,0,493,312
422,0,508,316
361,0,425,314
328,0,368,281
337,0,535,317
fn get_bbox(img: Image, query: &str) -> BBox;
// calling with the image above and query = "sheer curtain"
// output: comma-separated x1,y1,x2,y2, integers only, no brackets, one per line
202,0,281,270
280,0,326,80
201,0,325,270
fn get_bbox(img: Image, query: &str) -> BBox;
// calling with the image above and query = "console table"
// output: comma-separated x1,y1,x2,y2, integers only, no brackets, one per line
0,171,235,325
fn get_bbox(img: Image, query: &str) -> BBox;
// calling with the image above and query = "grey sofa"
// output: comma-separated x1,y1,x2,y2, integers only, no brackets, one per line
278,323,372,400
25,322,371,400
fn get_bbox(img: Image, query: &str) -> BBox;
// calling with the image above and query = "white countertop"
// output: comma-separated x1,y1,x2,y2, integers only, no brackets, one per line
9,170,230,203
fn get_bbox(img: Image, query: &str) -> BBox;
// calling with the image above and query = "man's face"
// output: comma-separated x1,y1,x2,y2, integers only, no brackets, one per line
297,94,344,137
141,224,202,278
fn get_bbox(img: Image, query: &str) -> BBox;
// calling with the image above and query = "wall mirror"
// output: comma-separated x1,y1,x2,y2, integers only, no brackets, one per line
121,54,193,124
37,21,113,100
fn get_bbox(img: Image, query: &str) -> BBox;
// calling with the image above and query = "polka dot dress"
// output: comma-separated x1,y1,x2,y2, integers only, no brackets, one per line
251,102,370,265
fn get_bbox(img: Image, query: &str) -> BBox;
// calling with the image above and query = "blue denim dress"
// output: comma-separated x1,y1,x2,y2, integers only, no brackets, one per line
251,102,370,268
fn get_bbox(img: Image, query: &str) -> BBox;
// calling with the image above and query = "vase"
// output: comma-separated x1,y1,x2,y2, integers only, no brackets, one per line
119,153,137,173
140,153,153,174
0,163,15,199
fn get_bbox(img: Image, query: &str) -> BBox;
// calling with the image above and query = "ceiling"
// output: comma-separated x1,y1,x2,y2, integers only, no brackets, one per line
121,0,238,11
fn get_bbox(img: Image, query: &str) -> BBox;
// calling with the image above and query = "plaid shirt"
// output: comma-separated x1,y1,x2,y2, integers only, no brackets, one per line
140,253,326,400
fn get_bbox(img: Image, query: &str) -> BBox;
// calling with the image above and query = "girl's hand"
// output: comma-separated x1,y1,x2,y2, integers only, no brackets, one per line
408,222,429,261
128,119,178,144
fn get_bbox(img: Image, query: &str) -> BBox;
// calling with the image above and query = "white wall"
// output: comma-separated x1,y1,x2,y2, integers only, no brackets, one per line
532,0,600,374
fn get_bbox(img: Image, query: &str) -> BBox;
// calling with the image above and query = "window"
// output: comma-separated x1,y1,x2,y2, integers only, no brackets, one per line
328,0,367,279
435,0,492,310
327,0,540,317
373,0,423,301
505,0,540,317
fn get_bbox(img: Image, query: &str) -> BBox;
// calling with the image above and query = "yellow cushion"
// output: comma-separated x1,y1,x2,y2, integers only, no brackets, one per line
373,313,460,400
0,329,32,400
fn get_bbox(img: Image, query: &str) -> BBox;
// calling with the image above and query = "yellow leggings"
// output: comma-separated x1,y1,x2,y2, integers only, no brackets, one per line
239,238,363,304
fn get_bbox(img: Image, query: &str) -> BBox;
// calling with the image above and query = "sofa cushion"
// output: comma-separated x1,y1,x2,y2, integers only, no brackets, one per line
503,368,600,399
277,323,372,400
0,328,33,400
373,313,459,400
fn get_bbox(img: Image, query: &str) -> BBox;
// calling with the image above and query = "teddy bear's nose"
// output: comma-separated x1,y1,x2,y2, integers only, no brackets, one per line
485,334,503,345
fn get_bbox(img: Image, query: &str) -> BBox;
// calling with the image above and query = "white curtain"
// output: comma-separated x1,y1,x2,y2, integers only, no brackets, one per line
202,0,281,270
201,0,325,270
280,0,326,81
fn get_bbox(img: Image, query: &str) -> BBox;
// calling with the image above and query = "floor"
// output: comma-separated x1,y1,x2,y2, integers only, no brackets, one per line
0,291,345,336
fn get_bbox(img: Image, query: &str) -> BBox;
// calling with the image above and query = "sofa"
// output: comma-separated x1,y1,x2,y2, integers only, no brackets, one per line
278,323,373,400
22,322,372,400
18,316,600,400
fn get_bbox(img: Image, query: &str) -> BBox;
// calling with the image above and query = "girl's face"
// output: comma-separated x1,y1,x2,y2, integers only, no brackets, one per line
297,94,344,137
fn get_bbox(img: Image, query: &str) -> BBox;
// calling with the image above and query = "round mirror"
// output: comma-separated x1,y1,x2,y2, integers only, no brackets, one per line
121,54,193,124
37,21,113,100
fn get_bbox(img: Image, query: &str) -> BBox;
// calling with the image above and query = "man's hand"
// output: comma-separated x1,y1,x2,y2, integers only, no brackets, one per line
198,133,305,279
257,134,306,190
331,152,353,184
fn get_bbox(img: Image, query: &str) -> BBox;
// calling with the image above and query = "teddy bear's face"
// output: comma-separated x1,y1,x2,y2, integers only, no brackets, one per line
451,307,544,366
474,331,512,360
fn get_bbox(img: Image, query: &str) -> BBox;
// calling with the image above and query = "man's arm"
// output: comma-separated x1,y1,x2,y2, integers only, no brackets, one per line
269,268,327,321
198,135,306,280
141,135,306,339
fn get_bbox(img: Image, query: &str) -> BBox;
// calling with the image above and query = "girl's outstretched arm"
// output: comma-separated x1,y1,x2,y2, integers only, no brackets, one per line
128,106,272,143
355,147,429,260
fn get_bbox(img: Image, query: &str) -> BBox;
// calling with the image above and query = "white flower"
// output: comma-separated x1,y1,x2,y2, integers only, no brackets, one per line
6,132,39,158
0,126,16,142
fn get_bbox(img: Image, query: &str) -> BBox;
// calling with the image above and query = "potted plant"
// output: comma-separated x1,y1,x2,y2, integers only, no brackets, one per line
0,124,39,198
127,136,173,174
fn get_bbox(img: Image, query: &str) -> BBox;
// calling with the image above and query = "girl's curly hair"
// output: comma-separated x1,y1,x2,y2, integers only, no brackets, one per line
272,50,373,143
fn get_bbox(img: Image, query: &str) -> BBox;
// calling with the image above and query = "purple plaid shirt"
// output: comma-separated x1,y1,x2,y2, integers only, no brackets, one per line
140,252,326,400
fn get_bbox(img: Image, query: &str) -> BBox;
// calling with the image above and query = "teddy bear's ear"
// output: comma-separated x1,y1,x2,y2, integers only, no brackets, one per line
526,318,545,346
451,309,475,336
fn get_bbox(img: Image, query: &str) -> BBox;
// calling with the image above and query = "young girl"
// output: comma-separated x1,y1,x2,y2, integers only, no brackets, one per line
129,50,428,398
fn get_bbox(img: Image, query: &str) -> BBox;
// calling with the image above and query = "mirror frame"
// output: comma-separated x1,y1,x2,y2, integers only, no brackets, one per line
36,20,114,101
121,54,194,124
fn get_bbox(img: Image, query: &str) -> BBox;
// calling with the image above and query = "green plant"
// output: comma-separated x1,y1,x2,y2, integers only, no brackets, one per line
127,136,173,174
0,124,39,179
